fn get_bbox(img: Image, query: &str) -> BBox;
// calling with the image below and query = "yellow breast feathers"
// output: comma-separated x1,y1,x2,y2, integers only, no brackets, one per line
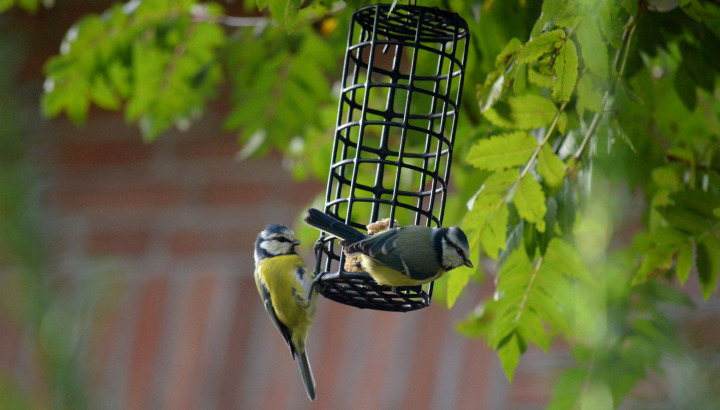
258,254,316,328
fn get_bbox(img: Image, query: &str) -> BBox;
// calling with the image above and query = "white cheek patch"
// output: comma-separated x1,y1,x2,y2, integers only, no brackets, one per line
441,237,465,269
261,239,292,255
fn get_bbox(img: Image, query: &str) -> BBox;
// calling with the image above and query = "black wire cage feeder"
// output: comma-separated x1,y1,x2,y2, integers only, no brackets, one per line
312,3,469,312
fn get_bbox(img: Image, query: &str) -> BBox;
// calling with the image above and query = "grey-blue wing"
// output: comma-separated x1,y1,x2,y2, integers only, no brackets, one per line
258,281,296,358
344,227,440,280
344,229,411,275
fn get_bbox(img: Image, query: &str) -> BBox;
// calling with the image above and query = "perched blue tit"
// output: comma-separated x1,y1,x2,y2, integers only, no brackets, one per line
304,208,473,286
254,224,317,401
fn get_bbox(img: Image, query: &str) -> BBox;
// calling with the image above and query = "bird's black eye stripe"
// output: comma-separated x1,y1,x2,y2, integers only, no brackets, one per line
267,236,292,243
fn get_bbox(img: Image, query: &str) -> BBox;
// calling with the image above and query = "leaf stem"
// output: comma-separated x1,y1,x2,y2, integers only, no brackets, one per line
572,14,638,162
514,255,544,323
218,16,269,28
191,5,269,28
503,100,569,204
577,349,599,409
472,101,568,246
519,101,569,181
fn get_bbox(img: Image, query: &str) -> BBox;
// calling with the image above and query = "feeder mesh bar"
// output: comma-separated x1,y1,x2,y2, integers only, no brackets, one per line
313,4,469,311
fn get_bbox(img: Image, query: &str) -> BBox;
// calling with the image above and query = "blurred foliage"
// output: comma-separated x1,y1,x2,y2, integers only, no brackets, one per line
0,40,87,410
0,18,119,410
2,0,720,407
0,0,52,14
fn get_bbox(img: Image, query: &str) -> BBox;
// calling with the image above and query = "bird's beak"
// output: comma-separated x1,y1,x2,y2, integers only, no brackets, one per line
293,239,302,246
465,260,474,268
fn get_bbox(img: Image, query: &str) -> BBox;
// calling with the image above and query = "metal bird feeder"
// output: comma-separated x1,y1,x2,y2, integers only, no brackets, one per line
312,3,469,312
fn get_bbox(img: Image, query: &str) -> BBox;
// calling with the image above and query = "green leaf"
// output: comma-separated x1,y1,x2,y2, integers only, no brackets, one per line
456,303,493,338
538,144,566,188
552,39,579,103
42,3,226,139
498,331,524,382
679,42,715,93
225,26,336,152
524,219,539,259
656,205,710,235
674,63,697,111
671,189,720,220
518,310,550,351
650,281,695,307
466,132,538,170
528,67,553,88
518,29,565,64
679,0,705,21
493,247,533,321
597,0,624,48
651,166,679,190
491,239,581,377
90,75,121,110
481,169,519,194
576,18,609,79
576,73,606,116
556,179,576,235
539,197,557,255
465,193,509,259
697,235,720,301
499,220,524,266
513,63,528,94
542,238,593,282
483,94,558,129
107,61,131,97
633,228,684,251
263,0,303,28
65,81,91,125
580,382,614,410
632,246,677,285
675,241,693,286
548,368,586,410
495,38,523,68
447,267,471,308
665,147,695,166
514,175,547,232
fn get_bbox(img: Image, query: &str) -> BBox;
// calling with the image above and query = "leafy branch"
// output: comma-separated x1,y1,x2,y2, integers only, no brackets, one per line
571,13,638,166
455,0,720,389
42,1,226,141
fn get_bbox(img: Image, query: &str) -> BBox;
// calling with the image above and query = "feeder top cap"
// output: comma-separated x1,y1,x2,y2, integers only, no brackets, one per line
354,4,469,43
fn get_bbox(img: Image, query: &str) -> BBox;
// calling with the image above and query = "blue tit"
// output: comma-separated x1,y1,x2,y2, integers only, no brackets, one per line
254,223,317,401
304,208,473,287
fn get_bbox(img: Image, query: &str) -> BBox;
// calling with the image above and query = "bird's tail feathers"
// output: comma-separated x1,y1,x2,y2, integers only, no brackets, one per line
297,350,316,401
304,208,366,243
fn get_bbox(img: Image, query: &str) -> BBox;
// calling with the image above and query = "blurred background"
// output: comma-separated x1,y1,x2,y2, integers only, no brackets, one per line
2,1,720,410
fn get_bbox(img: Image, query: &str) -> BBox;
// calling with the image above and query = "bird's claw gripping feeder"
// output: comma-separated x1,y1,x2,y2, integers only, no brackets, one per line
311,3,469,312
